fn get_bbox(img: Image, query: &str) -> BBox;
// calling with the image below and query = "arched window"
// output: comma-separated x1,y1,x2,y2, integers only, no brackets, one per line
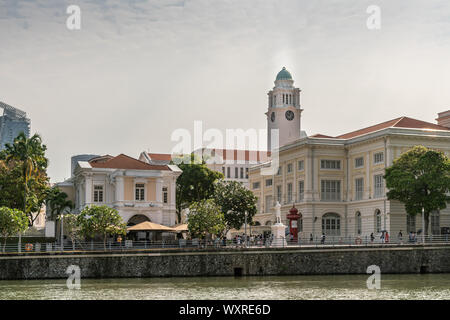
265,220,272,226
375,209,381,233
322,213,341,236
431,211,440,235
356,211,362,235
406,214,416,233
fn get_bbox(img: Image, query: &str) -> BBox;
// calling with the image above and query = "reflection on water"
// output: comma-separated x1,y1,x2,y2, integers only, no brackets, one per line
1,274,450,300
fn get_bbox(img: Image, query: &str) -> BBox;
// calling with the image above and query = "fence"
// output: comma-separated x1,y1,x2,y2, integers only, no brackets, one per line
1,234,450,254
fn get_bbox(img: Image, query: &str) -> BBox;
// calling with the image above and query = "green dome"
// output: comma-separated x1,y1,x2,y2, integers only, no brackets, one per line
276,67,293,81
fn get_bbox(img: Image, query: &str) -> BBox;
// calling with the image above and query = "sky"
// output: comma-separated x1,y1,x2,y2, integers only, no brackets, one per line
1,0,450,182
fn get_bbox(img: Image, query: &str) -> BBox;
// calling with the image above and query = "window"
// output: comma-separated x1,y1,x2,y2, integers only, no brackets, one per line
322,213,341,236
252,182,260,189
287,183,293,203
355,178,364,200
240,167,244,179
375,209,381,233
265,195,273,212
321,180,341,201
276,185,282,203
320,160,341,169
431,211,440,235
374,152,384,164
265,179,273,187
298,160,304,171
287,163,293,173
356,212,362,235
93,185,103,203
298,180,304,201
355,157,364,168
163,187,168,204
245,168,249,179
374,174,384,198
227,167,230,178
407,214,416,233
135,183,145,201
235,167,238,178
276,166,282,175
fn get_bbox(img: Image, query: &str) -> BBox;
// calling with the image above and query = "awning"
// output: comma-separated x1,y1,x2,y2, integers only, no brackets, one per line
127,221,177,232
171,223,189,232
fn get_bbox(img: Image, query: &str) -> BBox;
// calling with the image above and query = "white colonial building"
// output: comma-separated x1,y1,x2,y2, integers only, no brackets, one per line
56,154,182,228
247,67,450,240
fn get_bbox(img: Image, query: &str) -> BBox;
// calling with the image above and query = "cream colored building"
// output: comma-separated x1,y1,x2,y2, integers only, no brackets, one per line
247,68,450,240
56,154,181,228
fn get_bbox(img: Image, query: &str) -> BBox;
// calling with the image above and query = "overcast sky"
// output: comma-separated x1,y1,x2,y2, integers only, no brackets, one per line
1,0,450,182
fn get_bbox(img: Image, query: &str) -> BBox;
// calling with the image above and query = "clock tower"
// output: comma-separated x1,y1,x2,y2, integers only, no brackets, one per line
266,67,303,151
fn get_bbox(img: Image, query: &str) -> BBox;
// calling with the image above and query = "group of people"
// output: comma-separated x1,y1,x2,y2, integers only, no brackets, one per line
231,234,272,247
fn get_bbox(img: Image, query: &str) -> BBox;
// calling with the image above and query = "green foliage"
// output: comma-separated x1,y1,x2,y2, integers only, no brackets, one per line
187,199,225,239
46,187,74,221
0,132,50,226
175,158,224,221
0,207,29,252
214,180,258,233
77,205,126,249
384,145,450,234
58,213,80,245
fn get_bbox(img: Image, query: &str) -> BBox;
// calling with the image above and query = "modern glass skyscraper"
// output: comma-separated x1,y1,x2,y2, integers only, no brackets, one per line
0,101,31,150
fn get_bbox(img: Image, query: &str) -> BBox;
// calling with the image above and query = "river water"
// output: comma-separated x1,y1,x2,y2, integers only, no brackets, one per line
1,274,450,300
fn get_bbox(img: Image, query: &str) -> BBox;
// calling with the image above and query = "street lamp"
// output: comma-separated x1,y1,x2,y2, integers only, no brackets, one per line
244,211,248,247
60,214,64,251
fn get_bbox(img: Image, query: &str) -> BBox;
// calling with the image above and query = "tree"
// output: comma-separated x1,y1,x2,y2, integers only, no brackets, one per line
58,214,80,249
187,199,225,239
214,180,258,235
0,207,28,253
0,132,49,226
46,187,74,221
77,205,127,250
384,146,450,235
174,155,224,222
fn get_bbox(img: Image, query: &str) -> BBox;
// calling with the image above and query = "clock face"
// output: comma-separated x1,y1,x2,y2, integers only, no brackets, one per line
285,110,294,121
271,112,275,122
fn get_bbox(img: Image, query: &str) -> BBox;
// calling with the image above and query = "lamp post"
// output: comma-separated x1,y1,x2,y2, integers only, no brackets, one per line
244,211,248,247
422,207,425,244
60,214,64,251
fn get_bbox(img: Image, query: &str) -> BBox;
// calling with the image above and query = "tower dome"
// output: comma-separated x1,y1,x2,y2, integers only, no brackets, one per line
275,67,293,81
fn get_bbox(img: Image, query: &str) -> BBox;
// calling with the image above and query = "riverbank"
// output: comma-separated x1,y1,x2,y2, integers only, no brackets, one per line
1,245,450,280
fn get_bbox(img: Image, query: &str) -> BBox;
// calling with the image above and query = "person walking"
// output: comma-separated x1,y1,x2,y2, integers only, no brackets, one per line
310,233,313,243
370,232,375,243
385,231,390,243
321,233,326,245
398,230,403,244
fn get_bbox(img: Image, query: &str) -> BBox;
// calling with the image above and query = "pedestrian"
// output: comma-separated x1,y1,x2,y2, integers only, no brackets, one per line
398,230,403,244
321,233,326,245
310,233,313,242
370,232,374,243
385,231,390,243
380,231,385,243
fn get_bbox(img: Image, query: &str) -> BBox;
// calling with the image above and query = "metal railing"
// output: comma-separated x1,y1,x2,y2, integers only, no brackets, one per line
1,234,449,254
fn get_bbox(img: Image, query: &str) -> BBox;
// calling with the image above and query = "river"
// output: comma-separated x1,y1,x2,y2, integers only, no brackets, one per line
1,274,450,300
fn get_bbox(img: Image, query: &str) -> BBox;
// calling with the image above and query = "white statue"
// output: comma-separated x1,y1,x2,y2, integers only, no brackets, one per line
275,201,281,224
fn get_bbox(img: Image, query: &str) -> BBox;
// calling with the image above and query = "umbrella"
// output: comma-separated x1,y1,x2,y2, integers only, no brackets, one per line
127,221,177,232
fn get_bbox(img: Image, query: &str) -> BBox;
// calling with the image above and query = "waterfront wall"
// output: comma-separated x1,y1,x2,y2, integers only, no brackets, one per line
1,246,450,280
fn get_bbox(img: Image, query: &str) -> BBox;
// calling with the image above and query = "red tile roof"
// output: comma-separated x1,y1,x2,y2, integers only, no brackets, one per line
335,116,450,139
89,154,171,171
148,153,172,161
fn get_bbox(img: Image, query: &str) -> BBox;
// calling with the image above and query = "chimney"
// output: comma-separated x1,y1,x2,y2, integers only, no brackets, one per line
436,110,450,128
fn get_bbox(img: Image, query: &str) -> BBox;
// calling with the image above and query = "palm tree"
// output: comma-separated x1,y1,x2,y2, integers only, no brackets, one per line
4,132,48,223
46,187,74,221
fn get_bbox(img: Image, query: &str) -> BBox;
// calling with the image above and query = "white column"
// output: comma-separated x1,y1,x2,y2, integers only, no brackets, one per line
115,176,124,203
85,174,92,206
365,153,371,199
170,179,176,205
156,178,163,204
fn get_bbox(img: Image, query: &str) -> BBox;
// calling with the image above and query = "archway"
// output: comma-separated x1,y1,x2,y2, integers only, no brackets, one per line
127,214,150,227
322,213,341,236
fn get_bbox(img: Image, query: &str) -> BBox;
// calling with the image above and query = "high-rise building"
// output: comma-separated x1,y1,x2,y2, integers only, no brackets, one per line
0,101,31,149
